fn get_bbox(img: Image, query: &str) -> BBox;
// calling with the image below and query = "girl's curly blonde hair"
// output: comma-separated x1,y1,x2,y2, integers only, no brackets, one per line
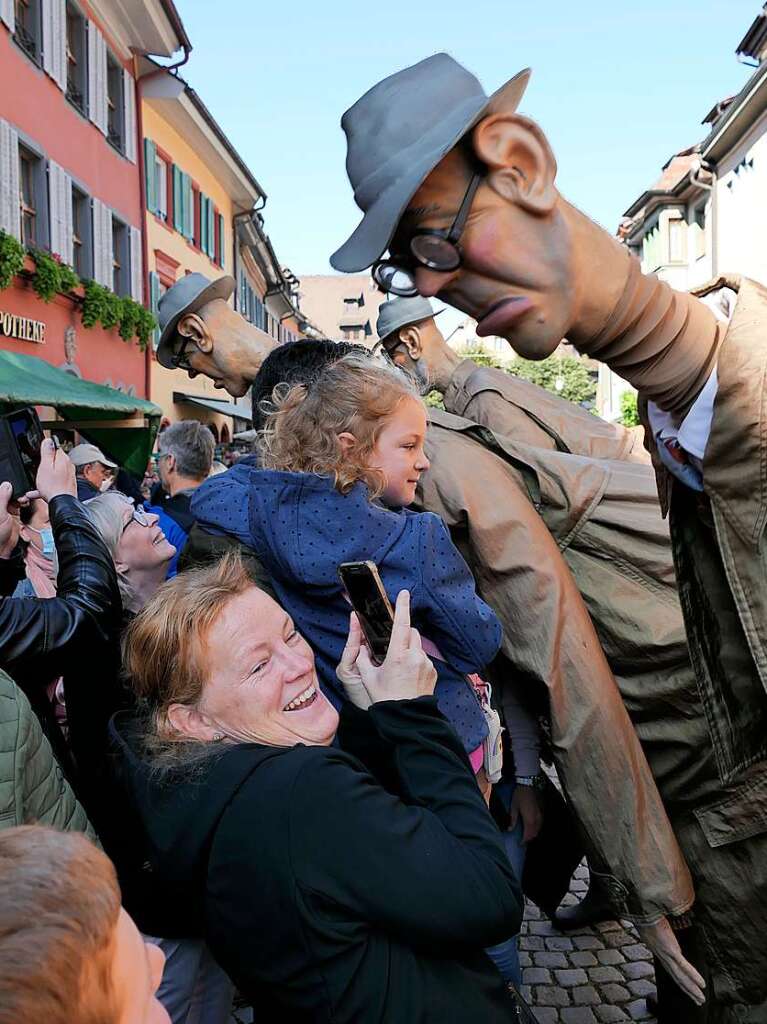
259,354,419,497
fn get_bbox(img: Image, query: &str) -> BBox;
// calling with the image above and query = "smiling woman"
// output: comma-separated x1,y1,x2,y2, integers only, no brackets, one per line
84,492,176,614
108,554,523,1024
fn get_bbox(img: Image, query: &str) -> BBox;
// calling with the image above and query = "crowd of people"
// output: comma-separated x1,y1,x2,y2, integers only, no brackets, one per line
0,51,765,1024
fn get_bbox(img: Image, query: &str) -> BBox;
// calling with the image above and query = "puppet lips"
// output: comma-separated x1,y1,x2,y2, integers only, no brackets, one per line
476,296,534,338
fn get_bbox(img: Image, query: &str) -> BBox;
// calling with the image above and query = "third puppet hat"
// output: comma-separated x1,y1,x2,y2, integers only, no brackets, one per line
156,272,235,369
330,53,531,273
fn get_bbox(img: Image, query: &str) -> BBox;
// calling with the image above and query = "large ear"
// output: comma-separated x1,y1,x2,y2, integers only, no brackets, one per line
177,312,214,354
165,702,218,742
398,324,424,360
472,113,558,215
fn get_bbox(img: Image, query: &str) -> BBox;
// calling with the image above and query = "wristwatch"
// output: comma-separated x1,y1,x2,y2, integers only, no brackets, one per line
514,774,547,791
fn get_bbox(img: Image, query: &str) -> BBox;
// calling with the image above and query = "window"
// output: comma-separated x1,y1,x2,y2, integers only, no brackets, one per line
642,221,662,273
692,204,706,260
19,145,43,247
65,2,87,113
155,154,168,221
668,216,686,264
13,0,41,63
106,52,125,152
111,216,128,295
71,185,91,277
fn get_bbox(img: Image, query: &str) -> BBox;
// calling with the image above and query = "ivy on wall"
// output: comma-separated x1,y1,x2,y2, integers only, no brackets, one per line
0,231,156,351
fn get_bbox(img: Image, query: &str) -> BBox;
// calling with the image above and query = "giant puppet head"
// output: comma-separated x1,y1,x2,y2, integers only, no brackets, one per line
331,54,632,361
156,273,276,398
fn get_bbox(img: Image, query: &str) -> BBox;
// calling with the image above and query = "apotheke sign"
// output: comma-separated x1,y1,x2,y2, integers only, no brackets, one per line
0,312,45,344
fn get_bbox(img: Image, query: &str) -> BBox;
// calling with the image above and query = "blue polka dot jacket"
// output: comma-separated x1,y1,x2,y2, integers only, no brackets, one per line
191,467,502,753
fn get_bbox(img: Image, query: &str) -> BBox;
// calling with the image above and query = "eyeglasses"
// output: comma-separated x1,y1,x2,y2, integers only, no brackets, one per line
372,172,482,297
170,336,195,372
122,503,153,530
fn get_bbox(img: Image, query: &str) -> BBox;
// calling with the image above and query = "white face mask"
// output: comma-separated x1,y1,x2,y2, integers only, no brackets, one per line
100,477,114,493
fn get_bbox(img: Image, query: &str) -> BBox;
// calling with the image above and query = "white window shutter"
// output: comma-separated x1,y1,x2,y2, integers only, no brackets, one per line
42,0,54,79
99,35,109,134
123,69,136,163
42,0,66,91
48,160,73,264
92,198,111,286
87,23,99,129
129,225,142,301
54,0,66,91
0,0,15,32
91,198,103,282
0,120,21,240
88,23,108,134
103,203,113,287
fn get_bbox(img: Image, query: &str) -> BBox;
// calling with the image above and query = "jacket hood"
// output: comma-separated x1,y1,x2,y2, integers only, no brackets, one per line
191,466,408,588
109,710,283,935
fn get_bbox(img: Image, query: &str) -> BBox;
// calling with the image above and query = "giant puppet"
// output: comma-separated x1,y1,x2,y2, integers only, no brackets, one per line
330,53,767,1024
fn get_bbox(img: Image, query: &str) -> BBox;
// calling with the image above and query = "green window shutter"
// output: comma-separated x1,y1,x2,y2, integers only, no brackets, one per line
183,173,193,240
206,200,215,258
144,139,157,214
172,165,183,232
217,213,224,265
149,271,161,349
200,194,209,253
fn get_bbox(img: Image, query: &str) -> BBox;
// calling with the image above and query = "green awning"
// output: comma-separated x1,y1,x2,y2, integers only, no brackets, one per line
0,350,162,475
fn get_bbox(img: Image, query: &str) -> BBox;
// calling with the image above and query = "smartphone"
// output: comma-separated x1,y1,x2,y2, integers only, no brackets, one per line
0,407,44,497
338,560,395,665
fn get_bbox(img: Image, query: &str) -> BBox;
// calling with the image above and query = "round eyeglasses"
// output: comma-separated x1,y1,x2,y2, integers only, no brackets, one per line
372,173,482,297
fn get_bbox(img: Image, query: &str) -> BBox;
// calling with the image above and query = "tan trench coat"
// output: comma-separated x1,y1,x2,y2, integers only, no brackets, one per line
416,409,695,926
444,359,649,463
633,278,767,1013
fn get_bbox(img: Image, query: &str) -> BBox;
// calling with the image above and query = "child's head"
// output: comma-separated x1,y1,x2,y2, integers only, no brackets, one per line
261,355,430,506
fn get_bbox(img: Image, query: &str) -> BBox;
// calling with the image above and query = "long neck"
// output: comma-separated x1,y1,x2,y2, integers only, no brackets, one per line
431,345,463,393
565,205,723,419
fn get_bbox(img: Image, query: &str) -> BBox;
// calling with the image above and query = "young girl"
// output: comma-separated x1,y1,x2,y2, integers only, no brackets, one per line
192,356,500,774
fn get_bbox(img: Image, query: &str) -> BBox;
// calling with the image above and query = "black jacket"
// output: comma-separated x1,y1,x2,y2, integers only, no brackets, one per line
0,495,123,800
110,698,523,1023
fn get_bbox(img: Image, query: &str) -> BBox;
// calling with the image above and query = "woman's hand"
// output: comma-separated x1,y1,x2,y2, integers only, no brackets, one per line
337,612,373,709
0,482,20,558
509,785,544,844
30,439,77,504
337,590,437,707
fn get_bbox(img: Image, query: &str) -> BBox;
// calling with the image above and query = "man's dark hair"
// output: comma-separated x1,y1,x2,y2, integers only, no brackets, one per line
251,339,367,429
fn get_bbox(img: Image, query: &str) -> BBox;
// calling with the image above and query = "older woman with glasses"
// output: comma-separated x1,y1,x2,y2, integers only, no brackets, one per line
109,554,523,1024
84,493,176,613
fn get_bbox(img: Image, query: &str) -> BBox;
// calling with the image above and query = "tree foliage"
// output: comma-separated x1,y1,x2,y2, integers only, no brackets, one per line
506,355,596,407
619,390,640,427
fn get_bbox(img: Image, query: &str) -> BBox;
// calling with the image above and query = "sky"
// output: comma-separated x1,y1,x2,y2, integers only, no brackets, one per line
176,0,760,279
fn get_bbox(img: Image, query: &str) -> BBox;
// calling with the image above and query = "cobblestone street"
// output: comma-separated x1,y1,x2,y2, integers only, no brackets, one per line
520,864,658,1024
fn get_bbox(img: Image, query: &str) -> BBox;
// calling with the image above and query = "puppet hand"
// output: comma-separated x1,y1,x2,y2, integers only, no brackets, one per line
639,918,705,1006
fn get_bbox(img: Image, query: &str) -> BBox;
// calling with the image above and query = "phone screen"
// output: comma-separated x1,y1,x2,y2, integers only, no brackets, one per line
7,409,43,488
338,562,394,665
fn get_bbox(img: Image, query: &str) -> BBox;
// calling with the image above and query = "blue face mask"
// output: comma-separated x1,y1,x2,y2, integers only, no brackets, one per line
29,526,57,560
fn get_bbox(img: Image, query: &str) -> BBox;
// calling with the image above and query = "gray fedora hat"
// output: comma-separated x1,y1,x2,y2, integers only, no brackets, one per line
330,54,530,273
376,296,443,342
156,272,235,369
